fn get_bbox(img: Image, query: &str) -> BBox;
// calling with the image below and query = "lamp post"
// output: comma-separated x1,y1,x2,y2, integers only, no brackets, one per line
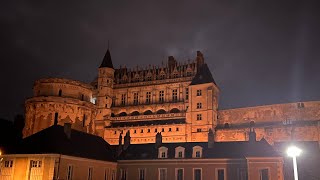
287,146,302,180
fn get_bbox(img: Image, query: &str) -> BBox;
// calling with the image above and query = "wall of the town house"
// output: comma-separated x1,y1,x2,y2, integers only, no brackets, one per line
58,155,117,180
0,154,117,180
247,158,284,180
117,158,281,180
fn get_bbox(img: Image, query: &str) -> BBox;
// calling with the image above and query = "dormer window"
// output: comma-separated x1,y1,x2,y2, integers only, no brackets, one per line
192,146,203,158
175,146,185,158
158,146,168,158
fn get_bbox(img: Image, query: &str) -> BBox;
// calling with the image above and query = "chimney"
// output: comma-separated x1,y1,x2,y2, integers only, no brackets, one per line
168,56,176,71
117,133,123,157
118,132,123,146
196,51,204,69
155,132,162,148
64,123,72,139
249,127,257,143
208,128,215,148
123,131,131,150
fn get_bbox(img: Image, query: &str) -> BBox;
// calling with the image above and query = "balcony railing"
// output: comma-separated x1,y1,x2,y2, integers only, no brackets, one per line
112,99,185,108
110,112,186,121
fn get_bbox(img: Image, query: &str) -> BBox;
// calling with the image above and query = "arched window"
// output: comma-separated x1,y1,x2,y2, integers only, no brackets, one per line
158,146,168,158
119,112,127,117
143,110,153,115
131,111,140,116
156,109,166,114
192,146,203,158
175,146,185,158
111,113,115,117
58,89,62,97
170,108,180,113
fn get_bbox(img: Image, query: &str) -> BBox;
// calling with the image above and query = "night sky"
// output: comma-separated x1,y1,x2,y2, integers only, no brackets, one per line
1,1,320,120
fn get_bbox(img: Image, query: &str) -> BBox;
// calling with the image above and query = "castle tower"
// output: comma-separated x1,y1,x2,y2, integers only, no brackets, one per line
186,54,219,142
95,48,115,137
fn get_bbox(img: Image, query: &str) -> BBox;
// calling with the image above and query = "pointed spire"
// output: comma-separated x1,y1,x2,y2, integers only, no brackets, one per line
99,46,114,68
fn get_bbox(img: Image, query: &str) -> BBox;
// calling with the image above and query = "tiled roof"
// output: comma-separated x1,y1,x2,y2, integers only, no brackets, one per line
109,118,186,128
7,125,116,162
190,64,217,85
100,49,114,68
117,138,280,160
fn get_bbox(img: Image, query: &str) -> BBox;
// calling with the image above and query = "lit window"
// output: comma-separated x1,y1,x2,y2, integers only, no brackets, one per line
197,114,202,120
172,89,178,102
192,146,203,158
159,168,167,180
176,168,184,180
159,91,165,103
146,92,151,104
158,146,168,158
196,103,202,109
196,90,202,96
139,168,146,180
133,92,139,105
194,169,202,180
175,146,185,158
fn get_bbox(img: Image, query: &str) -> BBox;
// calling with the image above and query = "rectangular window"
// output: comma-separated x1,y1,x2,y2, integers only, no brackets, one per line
196,90,202,96
148,129,150,133
185,88,189,100
178,151,183,158
197,128,202,132
259,169,269,180
196,151,201,157
196,114,202,120
169,128,172,132
88,167,93,180
139,168,146,180
146,92,151,104
120,169,127,180
196,103,202,109
176,168,184,180
31,160,42,168
67,165,73,180
121,94,126,106
4,160,13,168
194,169,201,180
141,129,144,133
155,128,158,132
176,127,179,131
161,152,166,158
172,89,178,102
217,169,225,180
133,92,139,105
134,130,137,133
159,168,167,180
238,168,248,180
159,90,165,103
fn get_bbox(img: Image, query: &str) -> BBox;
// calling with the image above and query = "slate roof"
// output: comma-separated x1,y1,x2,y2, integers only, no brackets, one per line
117,138,280,160
7,125,116,162
109,118,186,128
190,64,217,85
100,49,114,68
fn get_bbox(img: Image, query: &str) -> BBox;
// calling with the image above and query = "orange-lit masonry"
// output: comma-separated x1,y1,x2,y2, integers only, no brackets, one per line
23,50,320,146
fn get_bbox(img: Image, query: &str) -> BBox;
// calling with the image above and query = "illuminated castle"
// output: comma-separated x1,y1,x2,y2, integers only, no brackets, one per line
23,49,320,145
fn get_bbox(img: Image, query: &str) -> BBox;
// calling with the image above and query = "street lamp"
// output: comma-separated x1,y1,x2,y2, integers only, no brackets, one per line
287,146,302,180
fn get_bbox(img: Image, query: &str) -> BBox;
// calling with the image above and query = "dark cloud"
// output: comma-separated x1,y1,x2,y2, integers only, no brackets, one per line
1,0,320,119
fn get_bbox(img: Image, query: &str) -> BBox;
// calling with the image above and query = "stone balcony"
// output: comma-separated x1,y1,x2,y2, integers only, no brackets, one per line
109,112,186,122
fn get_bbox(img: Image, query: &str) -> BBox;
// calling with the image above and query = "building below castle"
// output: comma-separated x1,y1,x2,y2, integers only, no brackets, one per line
23,49,320,146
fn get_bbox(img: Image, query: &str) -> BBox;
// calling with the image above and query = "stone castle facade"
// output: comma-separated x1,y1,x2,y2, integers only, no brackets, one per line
23,49,320,145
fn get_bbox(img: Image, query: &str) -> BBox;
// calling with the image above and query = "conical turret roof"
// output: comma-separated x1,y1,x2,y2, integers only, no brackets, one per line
99,49,114,68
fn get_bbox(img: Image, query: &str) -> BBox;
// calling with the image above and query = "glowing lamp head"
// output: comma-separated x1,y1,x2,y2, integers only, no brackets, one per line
287,146,302,157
